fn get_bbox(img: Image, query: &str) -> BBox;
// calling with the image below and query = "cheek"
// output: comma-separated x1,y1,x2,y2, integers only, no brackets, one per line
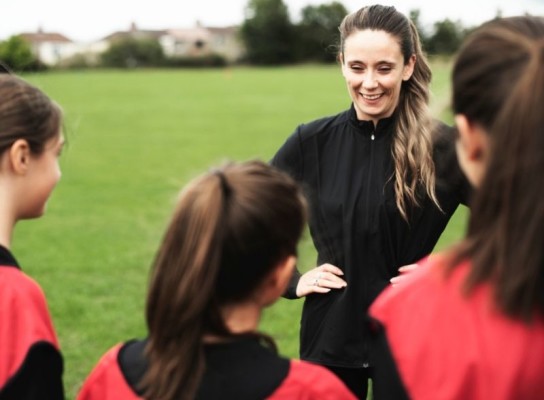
384,76,403,92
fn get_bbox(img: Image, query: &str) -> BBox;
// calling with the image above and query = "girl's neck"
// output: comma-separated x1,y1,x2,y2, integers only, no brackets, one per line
0,195,15,249
203,301,262,343
0,216,14,249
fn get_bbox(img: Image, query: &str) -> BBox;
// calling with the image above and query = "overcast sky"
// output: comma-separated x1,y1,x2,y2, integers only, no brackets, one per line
1,0,543,42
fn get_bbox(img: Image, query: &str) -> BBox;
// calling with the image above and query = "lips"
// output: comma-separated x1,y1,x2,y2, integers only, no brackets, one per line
361,93,383,100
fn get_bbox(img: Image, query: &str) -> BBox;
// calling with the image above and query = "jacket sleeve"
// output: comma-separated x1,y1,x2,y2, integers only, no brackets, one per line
271,128,304,299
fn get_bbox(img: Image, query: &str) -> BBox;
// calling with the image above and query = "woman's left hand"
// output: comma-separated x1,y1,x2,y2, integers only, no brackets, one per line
390,263,419,287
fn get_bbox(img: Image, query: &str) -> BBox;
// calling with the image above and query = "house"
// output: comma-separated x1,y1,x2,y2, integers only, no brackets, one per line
16,21,245,67
103,22,166,43
203,26,244,62
19,28,77,65
160,23,244,62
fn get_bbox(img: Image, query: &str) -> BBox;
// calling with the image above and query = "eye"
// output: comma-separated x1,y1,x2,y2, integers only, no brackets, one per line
350,64,364,72
378,66,392,73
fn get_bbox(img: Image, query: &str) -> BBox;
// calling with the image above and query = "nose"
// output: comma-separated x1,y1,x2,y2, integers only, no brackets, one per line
362,71,378,90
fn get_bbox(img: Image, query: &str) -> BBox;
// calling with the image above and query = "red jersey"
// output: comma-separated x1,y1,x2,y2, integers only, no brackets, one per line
370,256,544,400
78,337,356,400
0,245,64,398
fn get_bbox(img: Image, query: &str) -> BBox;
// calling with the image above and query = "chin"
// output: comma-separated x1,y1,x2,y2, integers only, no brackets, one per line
21,208,46,220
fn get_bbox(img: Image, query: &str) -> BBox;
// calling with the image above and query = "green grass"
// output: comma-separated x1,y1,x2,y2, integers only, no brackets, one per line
12,64,466,398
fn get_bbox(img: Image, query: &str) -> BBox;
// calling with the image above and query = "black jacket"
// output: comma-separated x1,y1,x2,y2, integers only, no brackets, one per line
271,105,470,368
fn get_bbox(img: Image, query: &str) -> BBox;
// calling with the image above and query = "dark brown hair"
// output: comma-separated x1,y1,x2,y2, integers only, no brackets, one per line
0,75,62,155
142,160,307,400
452,16,544,320
338,4,438,220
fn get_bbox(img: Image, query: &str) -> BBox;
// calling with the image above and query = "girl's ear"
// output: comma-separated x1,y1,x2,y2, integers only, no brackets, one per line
454,114,490,187
258,255,296,307
455,115,488,161
8,139,31,175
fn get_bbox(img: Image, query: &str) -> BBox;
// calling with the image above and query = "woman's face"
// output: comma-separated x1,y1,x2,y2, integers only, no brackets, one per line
341,29,415,124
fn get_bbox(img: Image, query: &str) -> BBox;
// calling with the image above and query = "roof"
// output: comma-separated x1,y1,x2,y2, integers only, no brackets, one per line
103,30,166,42
206,26,239,35
19,32,73,44
164,27,211,41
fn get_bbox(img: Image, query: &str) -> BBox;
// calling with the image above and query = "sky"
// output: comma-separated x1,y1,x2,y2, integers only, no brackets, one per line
1,0,543,42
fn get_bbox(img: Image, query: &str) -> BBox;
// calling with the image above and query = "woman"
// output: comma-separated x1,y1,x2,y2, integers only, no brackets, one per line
0,74,65,398
271,5,469,398
370,15,544,399
77,160,356,400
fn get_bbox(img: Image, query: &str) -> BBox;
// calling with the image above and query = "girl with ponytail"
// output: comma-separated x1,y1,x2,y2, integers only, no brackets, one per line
0,73,65,399
77,160,356,400
370,15,544,399
272,4,469,398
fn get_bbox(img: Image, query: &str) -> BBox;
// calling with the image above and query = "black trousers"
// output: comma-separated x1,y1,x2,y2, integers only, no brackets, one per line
319,319,410,399
324,365,372,399
322,345,409,400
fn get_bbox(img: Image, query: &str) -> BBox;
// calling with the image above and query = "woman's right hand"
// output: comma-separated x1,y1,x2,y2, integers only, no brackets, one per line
296,263,347,297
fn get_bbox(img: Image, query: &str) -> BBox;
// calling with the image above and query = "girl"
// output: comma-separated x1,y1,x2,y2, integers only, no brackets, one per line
370,15,544,399
78,160,356,400
0,74,65,398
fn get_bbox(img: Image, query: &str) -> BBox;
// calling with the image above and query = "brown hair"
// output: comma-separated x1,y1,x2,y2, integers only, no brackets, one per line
0,75,62,155
142,160,307,400
451,16,544,320
338,4,438,220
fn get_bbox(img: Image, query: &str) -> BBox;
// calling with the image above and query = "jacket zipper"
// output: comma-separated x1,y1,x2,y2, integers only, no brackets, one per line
362,130,375,366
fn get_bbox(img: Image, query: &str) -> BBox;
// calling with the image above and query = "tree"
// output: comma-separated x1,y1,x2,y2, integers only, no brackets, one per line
409,9,430,54
426,19,465,55
0,35,43,72
296,2,348,62
240,0,296,65
101,38,165,68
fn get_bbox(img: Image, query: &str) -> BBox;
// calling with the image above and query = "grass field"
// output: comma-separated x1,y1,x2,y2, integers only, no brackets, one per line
16,62,467,398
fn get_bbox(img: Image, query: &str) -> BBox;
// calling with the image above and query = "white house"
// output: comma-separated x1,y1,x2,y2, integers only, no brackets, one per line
19,28,78,66
160,23,244,62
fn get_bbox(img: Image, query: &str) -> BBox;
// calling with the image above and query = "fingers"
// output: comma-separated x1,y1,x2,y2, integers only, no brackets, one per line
398,263,418,273
390,263,420,287
390,275,403,287
296,264,347,297
314,270,347,290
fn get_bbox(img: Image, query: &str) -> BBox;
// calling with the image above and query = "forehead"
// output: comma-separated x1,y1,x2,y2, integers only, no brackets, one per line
343,29,403,63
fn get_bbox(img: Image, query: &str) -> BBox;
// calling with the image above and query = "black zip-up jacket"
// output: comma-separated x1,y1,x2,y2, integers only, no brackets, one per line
271,105,470,368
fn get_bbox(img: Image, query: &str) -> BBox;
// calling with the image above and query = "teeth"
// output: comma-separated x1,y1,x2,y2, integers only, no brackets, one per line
362,94,382,100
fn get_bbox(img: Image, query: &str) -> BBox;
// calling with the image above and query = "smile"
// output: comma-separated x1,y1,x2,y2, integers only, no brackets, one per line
361,93,383,100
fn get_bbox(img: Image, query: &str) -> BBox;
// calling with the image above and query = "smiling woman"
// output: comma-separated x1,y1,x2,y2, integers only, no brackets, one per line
271,4,471,399
340,29,415,124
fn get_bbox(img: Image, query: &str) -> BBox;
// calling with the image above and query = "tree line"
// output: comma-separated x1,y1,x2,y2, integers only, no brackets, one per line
240,0,482,65
0,0,486,71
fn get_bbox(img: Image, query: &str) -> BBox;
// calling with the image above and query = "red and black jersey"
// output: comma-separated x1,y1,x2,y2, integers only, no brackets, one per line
370,256,544,400
0,245,64,399
78,336,356,400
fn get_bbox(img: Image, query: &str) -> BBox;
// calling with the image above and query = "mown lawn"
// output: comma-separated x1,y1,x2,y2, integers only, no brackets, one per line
15,62,466,398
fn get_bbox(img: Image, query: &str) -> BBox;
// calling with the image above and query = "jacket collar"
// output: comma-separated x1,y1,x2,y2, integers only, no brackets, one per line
0,245,20,269
348,104,397,137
